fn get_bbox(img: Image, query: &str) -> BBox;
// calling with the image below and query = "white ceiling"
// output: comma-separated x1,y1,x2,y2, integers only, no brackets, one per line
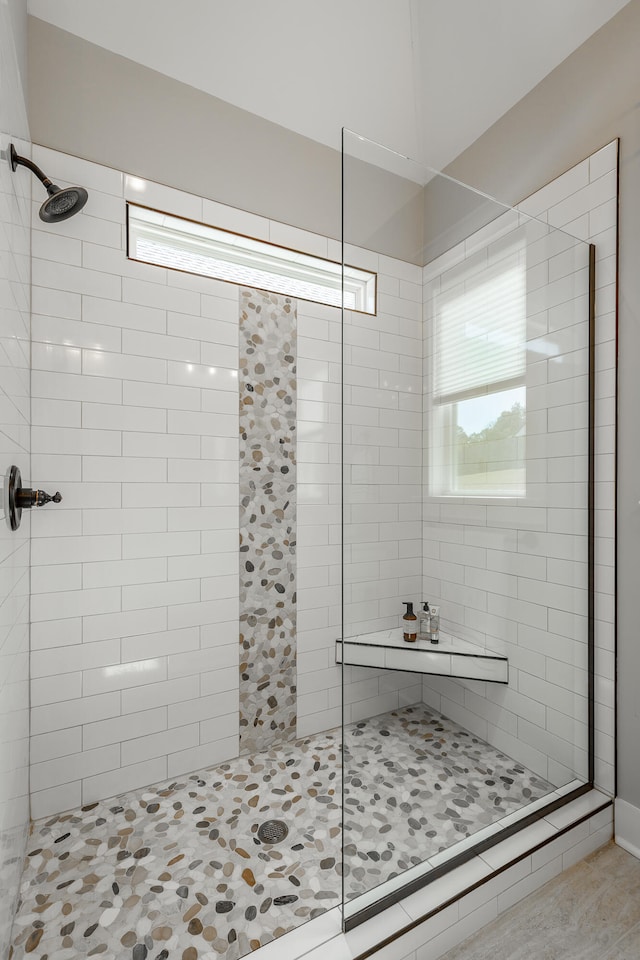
28,0,632,169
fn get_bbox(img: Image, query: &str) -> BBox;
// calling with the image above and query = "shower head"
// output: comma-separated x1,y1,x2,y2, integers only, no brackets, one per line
39,184,89,223
9,144,88,222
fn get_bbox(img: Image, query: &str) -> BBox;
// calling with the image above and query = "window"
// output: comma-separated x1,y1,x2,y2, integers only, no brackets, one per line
429,248,526,497
127,203,376,314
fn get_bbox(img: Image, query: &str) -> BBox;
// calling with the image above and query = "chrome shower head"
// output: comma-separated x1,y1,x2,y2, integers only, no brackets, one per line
9,144,88,222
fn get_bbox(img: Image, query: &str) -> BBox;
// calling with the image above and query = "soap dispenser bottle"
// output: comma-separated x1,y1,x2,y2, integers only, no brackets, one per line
402,602,417,642
418,602,431,640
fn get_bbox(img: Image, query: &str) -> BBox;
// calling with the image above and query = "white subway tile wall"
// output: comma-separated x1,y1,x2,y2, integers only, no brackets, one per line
421,142,617,791
29,149,247,817
342,257,425,724
0,123,31,945
296,297,342,737
541,144,617,795
297,257,426,736
27,143,616,819
28,148,395,811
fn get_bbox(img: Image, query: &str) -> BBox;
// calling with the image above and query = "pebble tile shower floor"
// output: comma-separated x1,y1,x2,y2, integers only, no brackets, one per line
10,705,553,960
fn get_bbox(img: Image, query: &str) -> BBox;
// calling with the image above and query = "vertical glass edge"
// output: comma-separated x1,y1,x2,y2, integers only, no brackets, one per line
340,125,346,930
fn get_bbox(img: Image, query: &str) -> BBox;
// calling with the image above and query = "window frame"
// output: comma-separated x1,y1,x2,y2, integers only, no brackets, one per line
126,202,377,316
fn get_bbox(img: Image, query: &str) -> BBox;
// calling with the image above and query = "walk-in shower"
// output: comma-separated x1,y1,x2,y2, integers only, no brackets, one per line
6,134,595,960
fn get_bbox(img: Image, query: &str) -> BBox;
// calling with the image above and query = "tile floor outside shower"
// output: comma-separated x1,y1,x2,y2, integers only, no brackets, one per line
10,705,554,960
439,842,640,960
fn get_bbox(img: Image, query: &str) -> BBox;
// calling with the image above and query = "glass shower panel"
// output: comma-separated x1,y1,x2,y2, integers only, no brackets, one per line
341,130,593,924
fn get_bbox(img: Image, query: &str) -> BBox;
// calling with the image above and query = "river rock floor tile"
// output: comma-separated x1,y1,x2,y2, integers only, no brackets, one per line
342,705,555,899
11,705,556,959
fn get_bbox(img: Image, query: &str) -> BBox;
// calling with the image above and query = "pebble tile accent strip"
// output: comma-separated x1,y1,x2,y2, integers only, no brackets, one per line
10,705,554,959
239,288,297,756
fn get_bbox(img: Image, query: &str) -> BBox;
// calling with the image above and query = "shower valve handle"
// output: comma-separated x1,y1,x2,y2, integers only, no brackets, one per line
16,487,62,508
7,464,62,531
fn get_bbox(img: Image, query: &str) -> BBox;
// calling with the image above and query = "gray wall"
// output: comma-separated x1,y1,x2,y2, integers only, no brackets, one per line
0,0,29,140
8,0,28,101
27,17,423,265
441,0,639,812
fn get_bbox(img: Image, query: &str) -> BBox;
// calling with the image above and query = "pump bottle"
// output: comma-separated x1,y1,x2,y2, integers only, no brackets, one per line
402,601,417,642
418,602,431,640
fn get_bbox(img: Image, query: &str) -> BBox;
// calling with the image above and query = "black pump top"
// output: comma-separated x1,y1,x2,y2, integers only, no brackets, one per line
403,601,415,616
422,601,430,612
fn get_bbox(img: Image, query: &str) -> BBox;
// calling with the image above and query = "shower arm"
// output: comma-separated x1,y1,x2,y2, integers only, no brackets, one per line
10,144,57,193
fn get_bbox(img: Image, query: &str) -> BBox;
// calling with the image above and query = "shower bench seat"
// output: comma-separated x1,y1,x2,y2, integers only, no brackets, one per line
336,628,508,683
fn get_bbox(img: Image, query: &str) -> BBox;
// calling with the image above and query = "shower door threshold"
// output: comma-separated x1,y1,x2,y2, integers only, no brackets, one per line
343,784,610,932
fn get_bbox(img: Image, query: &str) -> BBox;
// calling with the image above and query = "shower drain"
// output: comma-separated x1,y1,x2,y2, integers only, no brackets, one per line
257,819,289,844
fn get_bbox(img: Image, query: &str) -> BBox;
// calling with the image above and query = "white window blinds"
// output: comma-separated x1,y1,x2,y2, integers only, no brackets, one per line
434,256,526,402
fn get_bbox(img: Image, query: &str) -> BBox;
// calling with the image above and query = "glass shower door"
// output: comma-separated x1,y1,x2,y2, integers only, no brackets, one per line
341,129,593,925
